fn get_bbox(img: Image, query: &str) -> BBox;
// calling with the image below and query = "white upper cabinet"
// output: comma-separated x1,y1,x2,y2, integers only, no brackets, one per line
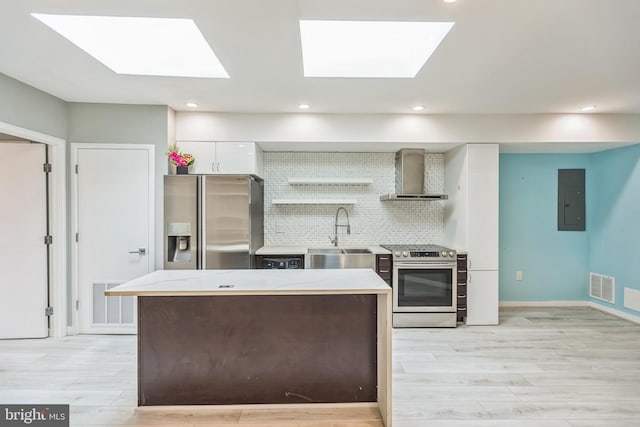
215,142,263,175
176,142,263,176
177,141,216,174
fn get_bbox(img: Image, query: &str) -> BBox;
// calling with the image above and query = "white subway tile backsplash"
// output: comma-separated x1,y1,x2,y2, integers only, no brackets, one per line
264,152,444,246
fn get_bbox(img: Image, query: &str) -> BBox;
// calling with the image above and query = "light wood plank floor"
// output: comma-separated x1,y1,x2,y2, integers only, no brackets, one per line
1,307,640,426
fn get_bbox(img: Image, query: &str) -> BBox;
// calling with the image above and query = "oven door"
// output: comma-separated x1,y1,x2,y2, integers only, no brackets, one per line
393,262,457,312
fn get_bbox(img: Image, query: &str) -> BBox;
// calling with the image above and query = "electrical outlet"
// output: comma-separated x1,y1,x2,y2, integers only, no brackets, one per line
516,271,523,281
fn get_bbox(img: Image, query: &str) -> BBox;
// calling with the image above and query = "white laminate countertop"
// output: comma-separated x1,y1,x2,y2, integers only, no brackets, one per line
256,245,391,255
105,269,391,297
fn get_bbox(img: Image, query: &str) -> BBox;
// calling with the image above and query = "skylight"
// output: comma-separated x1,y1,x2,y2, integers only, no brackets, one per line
31,14,229,78
299,20,454,78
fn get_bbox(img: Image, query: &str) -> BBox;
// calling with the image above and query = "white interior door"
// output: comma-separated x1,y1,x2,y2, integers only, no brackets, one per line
0,142,48,339
75,145,153,334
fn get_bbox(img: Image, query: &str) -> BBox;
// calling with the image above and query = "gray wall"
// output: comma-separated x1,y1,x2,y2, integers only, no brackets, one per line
0,73,67,139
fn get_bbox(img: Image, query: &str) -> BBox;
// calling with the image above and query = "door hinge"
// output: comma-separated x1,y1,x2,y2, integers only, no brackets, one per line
76,300,79,310
75,232,79,242
75,164,79,174
43,163,52,173
44,235,53,245
45,306,54,316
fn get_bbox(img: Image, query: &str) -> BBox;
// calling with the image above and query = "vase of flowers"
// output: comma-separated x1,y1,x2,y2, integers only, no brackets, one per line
167,145,195,175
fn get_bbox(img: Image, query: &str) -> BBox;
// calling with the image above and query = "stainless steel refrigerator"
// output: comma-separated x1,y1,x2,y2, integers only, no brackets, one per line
164,175,264,269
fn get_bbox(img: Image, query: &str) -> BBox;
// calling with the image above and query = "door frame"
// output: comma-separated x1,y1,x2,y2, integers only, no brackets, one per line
70,143,155,334
0,121,67,338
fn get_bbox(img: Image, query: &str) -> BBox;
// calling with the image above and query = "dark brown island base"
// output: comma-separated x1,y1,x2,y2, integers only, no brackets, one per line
106,268,392,427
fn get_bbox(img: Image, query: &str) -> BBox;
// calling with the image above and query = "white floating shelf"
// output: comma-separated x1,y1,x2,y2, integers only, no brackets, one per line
287,177,373,185
272,199,358,205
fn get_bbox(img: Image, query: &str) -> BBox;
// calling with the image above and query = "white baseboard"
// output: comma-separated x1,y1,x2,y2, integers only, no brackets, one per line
499,300,640,325
589,301,640,325
500,300,590,307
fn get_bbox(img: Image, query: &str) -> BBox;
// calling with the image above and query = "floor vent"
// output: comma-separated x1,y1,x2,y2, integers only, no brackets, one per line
92,282,135,325
590,273,615,304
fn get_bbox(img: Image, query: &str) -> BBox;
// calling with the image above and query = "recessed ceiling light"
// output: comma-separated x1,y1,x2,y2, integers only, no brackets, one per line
299,20,454,78
443,0,457,3
299,104,310,109
413,105,425,111
31,14,229,78
580,105,597,112
186,102,198,108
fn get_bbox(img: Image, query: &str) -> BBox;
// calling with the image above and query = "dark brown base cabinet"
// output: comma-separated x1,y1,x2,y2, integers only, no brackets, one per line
105,269,393,427
457,253,467,323
138,295,377,405
376,254,392,286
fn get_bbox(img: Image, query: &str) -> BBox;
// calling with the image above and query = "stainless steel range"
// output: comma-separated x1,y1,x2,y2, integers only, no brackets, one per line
381,244,457,328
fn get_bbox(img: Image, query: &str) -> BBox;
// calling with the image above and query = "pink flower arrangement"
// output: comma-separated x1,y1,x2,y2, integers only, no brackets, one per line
167,146,195,167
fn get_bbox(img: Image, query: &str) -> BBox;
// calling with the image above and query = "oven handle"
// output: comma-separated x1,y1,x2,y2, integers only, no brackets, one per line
394,262,456,269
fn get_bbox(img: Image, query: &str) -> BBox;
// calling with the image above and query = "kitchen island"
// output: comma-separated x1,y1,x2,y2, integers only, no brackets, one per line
105,268,392,427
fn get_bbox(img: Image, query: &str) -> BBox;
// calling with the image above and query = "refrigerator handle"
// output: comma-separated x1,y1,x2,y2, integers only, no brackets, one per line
198,175,205,269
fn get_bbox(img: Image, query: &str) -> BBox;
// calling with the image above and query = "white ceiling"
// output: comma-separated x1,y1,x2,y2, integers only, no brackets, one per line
2,0,640,115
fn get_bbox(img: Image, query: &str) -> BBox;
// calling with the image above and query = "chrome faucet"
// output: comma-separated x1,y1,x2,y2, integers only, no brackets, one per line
329,206,351,246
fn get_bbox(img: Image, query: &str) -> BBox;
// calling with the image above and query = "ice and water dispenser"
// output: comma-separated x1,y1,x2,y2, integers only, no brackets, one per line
167,222,193,265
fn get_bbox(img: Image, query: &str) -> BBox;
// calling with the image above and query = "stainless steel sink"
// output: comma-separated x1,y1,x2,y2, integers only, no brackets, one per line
306,248,375,269
341,248,372,254
307,248,345,255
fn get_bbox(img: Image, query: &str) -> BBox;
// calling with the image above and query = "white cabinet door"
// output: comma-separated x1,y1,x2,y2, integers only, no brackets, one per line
215,142,257,174
467,144,499,270
466,270,499,325
443,145,469,250
177,141,216,174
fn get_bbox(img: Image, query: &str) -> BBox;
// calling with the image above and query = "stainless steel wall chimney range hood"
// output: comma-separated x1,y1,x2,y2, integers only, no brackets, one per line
380,148,448,201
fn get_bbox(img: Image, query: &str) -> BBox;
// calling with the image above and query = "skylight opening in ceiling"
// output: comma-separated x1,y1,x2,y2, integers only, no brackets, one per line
32,14,229,78
299,20,454,78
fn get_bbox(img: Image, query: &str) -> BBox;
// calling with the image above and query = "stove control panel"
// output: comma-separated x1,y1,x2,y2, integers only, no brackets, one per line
391,249,456,260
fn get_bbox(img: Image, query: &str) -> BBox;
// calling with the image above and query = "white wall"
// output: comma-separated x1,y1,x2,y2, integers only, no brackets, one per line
176,112,640,150
263,152,445,246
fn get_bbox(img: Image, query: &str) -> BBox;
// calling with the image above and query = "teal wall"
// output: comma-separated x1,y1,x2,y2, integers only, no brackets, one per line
500,147,640,317
499,154,591,301
589,144,640,313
